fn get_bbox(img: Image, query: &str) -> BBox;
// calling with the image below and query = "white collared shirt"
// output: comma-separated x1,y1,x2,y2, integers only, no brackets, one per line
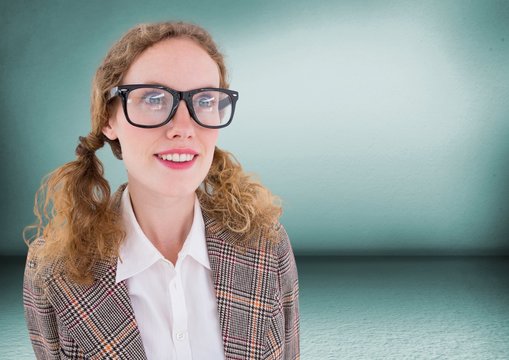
115,186,225,360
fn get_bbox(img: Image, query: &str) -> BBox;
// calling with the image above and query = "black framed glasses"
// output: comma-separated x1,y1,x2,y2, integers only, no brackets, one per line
108,84,239,129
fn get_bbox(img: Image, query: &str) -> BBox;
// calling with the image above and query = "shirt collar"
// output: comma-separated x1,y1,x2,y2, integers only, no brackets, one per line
115,185,211,284
180,193,211,271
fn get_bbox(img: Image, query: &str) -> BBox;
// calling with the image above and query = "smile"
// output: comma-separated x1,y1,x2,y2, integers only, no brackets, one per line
157,153,196,162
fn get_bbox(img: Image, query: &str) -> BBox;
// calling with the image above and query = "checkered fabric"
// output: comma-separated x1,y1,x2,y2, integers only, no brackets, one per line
23,184,300,359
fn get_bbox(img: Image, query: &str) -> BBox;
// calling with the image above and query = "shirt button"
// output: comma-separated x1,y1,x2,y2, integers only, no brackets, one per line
176,332,186,341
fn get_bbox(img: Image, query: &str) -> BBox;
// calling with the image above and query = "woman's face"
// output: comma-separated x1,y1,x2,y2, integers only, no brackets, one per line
103,38,220,199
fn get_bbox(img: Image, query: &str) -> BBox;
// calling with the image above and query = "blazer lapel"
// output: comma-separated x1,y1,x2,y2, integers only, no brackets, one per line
202,214,236,356
203,210,277,359
44,259,147,359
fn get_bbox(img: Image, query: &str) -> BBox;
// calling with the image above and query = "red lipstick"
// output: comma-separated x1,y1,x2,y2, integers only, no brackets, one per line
156,148,198,155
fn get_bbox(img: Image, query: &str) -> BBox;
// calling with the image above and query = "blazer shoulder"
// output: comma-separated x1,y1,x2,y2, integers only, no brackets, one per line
272,223,292,255
24,237,65,283
271,223,298,286
24,238,44,294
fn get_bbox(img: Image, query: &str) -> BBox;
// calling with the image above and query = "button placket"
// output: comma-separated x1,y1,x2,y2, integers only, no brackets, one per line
170,269,192,358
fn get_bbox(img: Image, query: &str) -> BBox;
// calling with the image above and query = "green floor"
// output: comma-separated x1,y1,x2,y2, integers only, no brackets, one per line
3,256,509,359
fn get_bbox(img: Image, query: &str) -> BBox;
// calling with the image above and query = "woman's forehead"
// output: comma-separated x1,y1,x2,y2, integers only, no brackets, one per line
122,38,220,89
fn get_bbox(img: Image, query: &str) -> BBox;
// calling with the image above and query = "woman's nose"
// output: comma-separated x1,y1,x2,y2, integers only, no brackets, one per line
166,100,196,139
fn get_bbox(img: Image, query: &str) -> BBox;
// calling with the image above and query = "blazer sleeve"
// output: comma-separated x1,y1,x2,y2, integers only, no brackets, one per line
23,239,60,359
276,225,300,359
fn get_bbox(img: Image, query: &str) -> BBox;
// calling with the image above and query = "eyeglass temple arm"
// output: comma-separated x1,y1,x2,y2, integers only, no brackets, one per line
218,97,230,111
108,87,119,101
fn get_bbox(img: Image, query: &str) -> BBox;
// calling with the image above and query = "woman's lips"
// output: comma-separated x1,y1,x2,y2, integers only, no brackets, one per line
156,148,198,156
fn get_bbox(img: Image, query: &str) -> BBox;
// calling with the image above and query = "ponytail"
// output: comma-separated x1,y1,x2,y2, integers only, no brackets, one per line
24,132,124,285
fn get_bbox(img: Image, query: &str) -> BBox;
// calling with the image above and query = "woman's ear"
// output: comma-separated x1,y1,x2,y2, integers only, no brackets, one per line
102,120,118,141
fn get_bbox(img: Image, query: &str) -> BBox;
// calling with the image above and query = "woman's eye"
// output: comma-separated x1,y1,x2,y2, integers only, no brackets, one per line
196,95,216,109
142,92,166,107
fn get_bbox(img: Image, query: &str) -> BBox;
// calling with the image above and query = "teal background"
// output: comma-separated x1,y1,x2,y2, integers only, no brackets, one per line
2,2,509,358
2,0,509,255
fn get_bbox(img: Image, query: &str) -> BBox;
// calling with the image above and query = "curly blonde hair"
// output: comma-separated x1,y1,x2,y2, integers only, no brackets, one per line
24,21,282,285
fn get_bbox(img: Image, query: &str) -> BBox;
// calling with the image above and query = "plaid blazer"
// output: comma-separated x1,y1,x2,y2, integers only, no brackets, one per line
23,184,300,359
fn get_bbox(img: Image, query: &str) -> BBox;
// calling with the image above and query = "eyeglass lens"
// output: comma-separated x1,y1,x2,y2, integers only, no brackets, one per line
126,88,233,127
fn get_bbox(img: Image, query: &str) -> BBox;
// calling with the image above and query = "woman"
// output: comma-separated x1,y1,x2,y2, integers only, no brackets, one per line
23,22,299,359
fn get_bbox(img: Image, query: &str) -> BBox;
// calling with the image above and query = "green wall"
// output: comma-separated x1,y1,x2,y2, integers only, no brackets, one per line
2,0,509,255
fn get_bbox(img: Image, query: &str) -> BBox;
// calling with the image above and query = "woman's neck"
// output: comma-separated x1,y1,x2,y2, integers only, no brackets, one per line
127,183,195,264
